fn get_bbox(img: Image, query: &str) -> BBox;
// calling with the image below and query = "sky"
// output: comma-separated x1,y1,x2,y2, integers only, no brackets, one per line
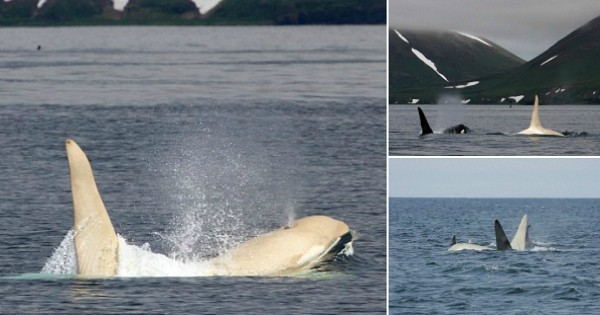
389,158,600,198
389,0,600,60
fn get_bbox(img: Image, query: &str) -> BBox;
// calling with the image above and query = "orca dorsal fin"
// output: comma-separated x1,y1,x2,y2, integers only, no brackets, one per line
529,95,543,129
494,220,512,250
417,107,434,135
451,235,457,246
511,214,529,250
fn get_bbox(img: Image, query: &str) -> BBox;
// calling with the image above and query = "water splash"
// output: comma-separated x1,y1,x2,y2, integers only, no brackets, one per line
433,95,467,131
117,237,214,277
41,229,77,275
41,120,304,277
139,128,299,262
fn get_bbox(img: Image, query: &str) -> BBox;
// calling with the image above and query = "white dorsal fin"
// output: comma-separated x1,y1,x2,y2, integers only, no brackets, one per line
529,95,542,129
66,139,118,277
510,214,529,250
517,95,564,136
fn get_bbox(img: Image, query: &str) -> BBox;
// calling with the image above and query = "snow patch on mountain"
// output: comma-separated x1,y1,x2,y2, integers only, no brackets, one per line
456,31,492,47
509,95,524,103
191,0,223,14
113,0,128,11
393,29,410,44
540,55,558,66
411,48,449,82
446,81,480,89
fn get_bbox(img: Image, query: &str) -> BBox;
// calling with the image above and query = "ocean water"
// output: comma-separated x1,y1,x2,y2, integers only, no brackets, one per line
0,26,386,313
389,104,600,155
390,198,600,314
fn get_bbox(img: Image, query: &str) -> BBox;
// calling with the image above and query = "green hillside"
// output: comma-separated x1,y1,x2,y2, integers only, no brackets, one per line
208,0,385,25
0,0,385,25
389,29,524,92
457,15,600,104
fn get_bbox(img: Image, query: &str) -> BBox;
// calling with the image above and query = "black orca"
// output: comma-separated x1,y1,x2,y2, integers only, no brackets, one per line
494,220,512,250
417,107,470,135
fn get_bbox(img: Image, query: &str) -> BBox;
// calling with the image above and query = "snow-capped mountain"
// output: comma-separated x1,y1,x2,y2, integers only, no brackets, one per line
390,15,600,104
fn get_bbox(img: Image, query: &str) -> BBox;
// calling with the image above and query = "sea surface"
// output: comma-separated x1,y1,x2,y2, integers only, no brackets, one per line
390,198,600,314
0,26,386,314
389,104,600,156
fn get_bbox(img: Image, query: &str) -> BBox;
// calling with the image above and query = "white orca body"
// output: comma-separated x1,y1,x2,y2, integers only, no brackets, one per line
448,243,492,251
517,95,564,136
65,139,352,277
209,215,352,276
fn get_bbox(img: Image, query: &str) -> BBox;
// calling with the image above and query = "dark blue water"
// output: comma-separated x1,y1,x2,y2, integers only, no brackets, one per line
390,105,600,155
0,26,386,314
390,198,600,314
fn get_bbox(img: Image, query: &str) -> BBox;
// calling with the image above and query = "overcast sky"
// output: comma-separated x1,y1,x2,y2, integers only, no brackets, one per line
389,0,600,60
389,158,600,198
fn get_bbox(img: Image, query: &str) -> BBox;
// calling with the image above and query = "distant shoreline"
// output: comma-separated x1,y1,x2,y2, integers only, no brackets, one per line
0,0,385,27
0,21,386,27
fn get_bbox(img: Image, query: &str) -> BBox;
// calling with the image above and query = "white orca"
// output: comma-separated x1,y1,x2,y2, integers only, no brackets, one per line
517,95,564,136
448,234,492,251
65,139,352,277
418,107,469,135
448,215,529,252
208,215,353,276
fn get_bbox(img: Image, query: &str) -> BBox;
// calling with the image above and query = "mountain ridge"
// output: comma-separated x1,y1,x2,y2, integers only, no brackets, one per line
390,15,600,104
0,0,385,25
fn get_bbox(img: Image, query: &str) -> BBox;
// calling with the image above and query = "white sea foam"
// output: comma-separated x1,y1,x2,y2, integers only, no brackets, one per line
41,230,77,275
411,48,449,82
117,238,214,277
41,232,217,277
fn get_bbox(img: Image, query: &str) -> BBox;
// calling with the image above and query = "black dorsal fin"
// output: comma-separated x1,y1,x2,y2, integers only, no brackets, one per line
494,220,512,250
418,107,434,135
451,235,457,246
